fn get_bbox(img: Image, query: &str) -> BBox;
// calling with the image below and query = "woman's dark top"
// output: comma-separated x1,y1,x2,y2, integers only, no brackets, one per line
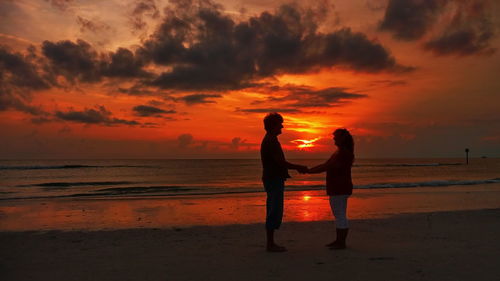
260,134,291,181
325,149,354,196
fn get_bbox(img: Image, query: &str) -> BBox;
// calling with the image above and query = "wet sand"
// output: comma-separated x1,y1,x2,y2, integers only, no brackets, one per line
1,184,500,231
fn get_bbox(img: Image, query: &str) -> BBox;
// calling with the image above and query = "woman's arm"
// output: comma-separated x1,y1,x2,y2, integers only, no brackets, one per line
307,162,328,174
308,153,336,174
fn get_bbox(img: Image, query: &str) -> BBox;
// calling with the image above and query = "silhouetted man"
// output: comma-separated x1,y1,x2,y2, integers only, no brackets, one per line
261,112,307,252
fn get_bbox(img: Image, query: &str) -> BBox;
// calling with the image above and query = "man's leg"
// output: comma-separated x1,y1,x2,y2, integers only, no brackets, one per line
264,178,286,252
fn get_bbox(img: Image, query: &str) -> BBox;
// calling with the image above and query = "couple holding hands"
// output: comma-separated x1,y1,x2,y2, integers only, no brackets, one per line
261,113,354,252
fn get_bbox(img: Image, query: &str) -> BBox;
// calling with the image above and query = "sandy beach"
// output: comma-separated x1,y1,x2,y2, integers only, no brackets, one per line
1,184,500,281
1,209,499,281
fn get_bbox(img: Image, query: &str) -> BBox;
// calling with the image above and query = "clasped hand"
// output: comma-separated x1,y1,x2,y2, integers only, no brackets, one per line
297,165,309,174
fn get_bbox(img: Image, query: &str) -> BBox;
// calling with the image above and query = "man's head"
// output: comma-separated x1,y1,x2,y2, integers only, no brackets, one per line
263,113,284,135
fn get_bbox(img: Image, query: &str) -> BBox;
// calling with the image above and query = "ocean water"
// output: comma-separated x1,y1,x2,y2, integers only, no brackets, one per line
0,158,499,200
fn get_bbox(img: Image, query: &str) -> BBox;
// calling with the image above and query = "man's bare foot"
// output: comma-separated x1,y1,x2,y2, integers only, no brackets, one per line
266,244,287,252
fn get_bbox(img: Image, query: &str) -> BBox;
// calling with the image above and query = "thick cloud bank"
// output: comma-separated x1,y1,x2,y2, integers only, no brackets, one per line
380,0,496,56
141,1,409,90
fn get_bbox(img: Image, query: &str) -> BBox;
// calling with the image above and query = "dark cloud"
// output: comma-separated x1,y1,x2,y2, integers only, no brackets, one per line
76,16,111,33
133,105,176,117
286,87,367,108
101,48,151,78
423,1,496,56
129,0,160,31
55,106,140,126
0,45,50,114
370,80,407,87
116,84,178,101
179,94,222,105
380,0,496,56
236,107,301,113
178,133,194,148
42,40,101,83
147,99,165,106
118,85,156,96
231,137,243,149
424,27,495,56
379,0,445,40
250,85,367,109
45,0,73,11
31,116,53,124
141,122,161,128
12,0,412,97
230,137,254,150
0,94,46,115
139,0,410,91
0,46,49,91
42,40,151,83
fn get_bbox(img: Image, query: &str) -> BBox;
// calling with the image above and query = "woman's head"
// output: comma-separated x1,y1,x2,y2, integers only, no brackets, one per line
333,128,354,152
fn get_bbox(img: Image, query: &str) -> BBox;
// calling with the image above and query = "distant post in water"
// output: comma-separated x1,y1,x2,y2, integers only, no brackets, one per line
465,148,469,164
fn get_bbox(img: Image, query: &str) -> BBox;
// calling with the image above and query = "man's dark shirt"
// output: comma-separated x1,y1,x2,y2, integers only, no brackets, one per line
260,134,291,180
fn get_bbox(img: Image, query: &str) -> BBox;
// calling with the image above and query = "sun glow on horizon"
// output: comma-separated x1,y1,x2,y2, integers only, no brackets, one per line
285,116,332,134
291,137,321,149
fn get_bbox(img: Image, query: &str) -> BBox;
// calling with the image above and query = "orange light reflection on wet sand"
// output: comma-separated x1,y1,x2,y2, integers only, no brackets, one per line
1,185,500,231
286,191,331,222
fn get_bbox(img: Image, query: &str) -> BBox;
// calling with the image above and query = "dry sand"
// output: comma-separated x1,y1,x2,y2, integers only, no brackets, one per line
1,208,499,281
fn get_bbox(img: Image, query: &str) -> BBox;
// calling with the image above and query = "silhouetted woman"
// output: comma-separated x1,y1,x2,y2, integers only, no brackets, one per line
307,128,354,249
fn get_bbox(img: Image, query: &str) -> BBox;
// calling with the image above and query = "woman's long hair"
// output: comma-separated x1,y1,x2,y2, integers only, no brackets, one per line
334,128,354,153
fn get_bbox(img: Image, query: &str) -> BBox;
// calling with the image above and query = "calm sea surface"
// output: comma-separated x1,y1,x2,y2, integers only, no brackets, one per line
1,158,499,200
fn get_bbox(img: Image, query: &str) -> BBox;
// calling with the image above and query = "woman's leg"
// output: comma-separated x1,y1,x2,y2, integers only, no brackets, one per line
330,195,349,228
328,195,349,249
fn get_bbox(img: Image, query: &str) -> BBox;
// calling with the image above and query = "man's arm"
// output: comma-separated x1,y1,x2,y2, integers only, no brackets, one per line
267,139,307,172
285,161,308,173
270,153,307,173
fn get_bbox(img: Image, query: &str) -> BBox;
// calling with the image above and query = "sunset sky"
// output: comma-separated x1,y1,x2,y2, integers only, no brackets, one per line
1,0,499,159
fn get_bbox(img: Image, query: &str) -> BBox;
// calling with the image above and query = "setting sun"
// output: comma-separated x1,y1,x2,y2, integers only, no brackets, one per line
291,138,321,149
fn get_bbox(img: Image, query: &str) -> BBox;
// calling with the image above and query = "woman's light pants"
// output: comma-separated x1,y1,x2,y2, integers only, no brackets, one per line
329,195,349,228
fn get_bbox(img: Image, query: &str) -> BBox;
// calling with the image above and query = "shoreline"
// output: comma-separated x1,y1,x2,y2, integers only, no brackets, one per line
3,175,500,201
1,183,500,231
1,208,499,281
